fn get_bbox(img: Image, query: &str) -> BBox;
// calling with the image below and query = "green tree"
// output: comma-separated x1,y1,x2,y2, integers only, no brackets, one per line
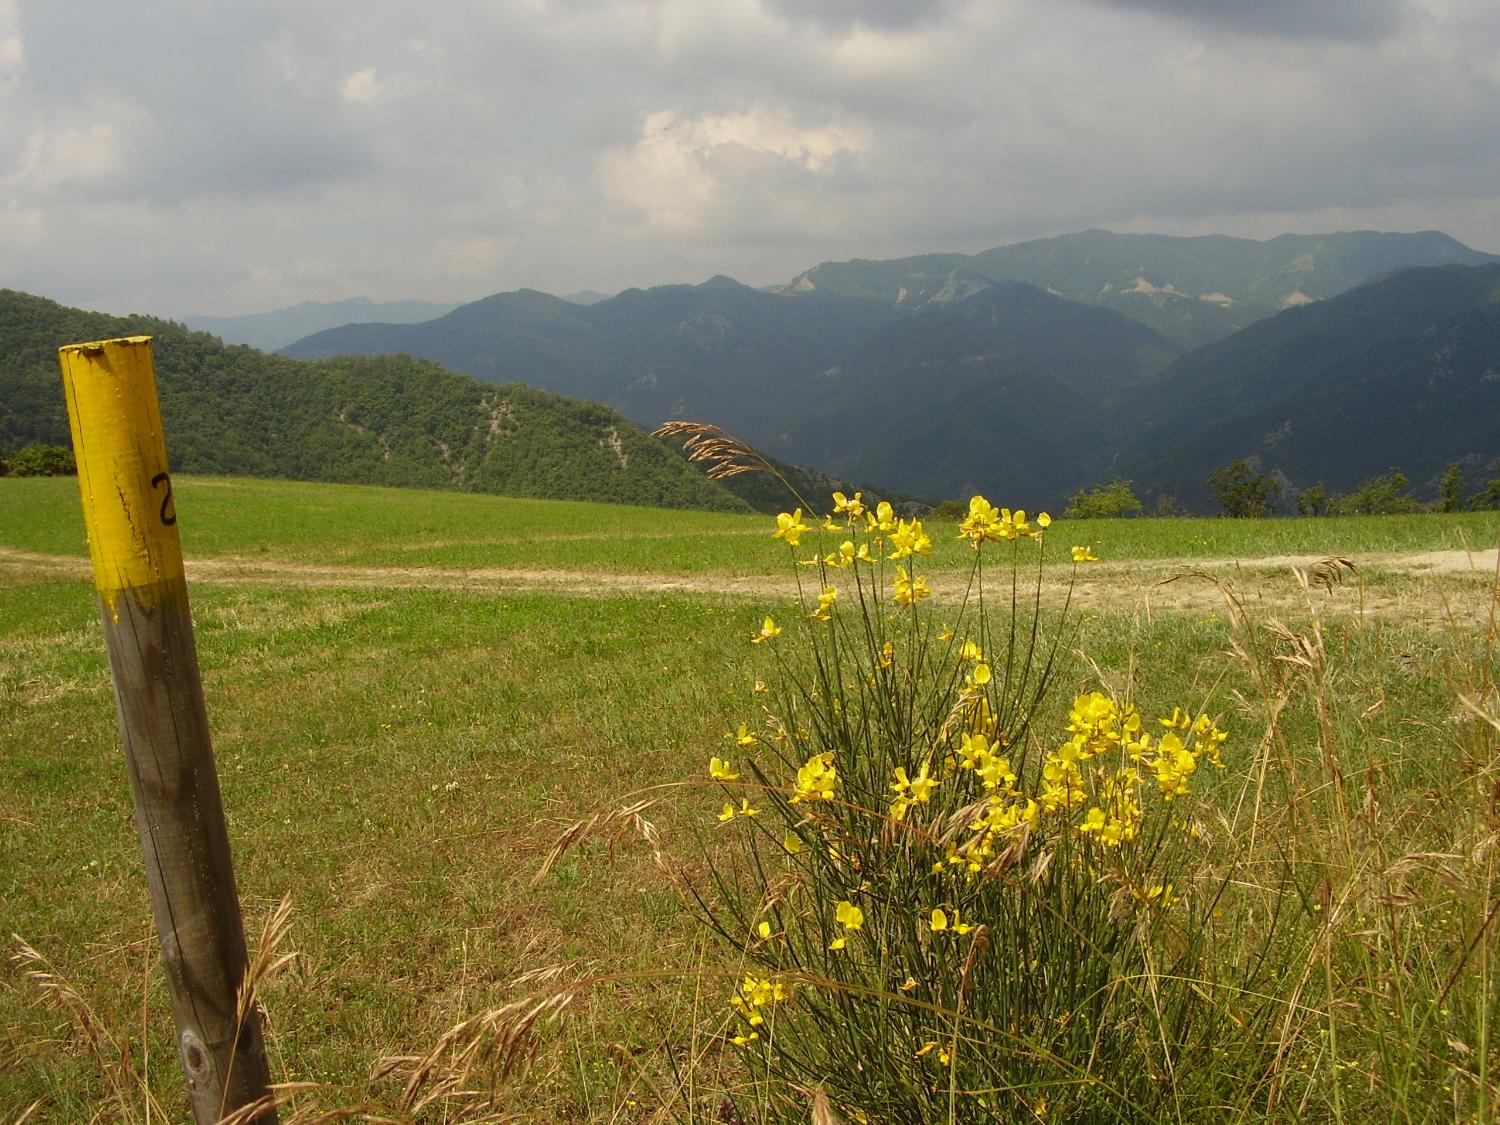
1208,459,1281,518
1293,483,1328,517
1064,478,1144,519
1330,468,1422,516
1434,462,1465,513
1471,479,1500,511
7,443,76,476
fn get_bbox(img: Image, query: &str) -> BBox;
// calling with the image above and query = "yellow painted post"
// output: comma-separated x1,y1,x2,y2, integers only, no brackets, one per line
58,337,276,1124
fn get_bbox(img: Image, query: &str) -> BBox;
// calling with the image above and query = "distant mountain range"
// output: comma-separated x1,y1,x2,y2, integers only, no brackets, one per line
183,291,622,351
784,228,1497,350
283,277,902,453
10,229,1500,514
560,289,615,306
280,229,1500,507
183,297,462,352
778,281,1175,501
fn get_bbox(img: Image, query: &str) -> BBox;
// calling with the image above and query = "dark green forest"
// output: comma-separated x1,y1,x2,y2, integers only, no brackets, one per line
0,290,752,512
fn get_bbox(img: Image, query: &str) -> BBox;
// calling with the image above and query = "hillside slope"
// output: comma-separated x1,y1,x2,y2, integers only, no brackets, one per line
0,290,751,512
283,277,902,450
1113,264,1500,507
777,282,1175,500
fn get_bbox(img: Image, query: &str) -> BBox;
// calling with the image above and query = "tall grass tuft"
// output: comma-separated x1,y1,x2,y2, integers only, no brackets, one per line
1204,556,1500,1120
10,934,169,1123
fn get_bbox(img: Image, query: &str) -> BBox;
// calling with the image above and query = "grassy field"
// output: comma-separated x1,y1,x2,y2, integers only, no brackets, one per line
3,475,1500,1121
6,474,1500,574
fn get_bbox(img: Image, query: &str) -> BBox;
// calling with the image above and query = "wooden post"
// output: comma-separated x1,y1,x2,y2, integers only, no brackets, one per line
58,336,276,1124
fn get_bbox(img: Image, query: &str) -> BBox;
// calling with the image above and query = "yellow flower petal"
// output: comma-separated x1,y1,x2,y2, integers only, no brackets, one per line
752,616,781,644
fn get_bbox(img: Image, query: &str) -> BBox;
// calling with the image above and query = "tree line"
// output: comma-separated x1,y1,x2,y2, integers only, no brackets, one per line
0,442,75,477
1062,461,1500,519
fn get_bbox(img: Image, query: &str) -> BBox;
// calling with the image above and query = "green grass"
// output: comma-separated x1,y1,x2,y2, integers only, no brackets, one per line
6,474,1497,576
1065,507,1500,561
2,574,766,1117
3,475,1500,1121
0,474,773,575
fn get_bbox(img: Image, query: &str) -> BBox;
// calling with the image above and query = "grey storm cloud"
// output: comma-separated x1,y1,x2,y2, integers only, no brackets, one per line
1077,0,1404,41
2,0,1498,317
10,0,376,202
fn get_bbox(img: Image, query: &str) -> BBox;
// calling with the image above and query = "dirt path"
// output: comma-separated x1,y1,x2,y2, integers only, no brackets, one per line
2,546,1495,623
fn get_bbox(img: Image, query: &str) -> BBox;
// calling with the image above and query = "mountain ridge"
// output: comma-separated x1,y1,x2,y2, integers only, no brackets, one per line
12,228,1500,515
0,290,751,512
1112,263,1500,507
184,296,463,352
784,228,1498,349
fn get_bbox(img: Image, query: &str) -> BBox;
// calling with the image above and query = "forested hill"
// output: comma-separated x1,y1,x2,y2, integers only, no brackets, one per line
1113,263,1500,507
0,290,753,512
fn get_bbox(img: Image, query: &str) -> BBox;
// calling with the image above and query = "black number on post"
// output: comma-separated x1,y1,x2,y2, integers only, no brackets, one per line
151,472,177,527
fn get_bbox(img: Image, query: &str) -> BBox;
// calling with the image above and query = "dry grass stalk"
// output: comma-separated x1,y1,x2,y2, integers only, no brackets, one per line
212,894,301,1122
1301,555,1357,594
237,894,299,1028
11,933,168,1123
809,1087,844,1124
219,900,298,1125
652,421,770,481
533,795,670,887
373,988,579,1117
212,1081,401,1125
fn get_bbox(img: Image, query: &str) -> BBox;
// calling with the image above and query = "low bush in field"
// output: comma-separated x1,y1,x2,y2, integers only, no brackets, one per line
542,481,1500,1122
1,441,75,476
686,494,1290,1122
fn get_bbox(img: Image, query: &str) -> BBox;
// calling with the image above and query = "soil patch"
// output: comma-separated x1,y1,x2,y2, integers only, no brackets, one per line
2,546,1493,626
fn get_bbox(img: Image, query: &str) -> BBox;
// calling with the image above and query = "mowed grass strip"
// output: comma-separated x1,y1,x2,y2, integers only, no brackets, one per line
6,475,1499,578
0,475,776,576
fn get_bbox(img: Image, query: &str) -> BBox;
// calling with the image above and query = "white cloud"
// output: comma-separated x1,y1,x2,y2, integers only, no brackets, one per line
341,67,381,106
598,106,871,234
760,0,952,32
0,200,44,251
0,0,21,100
2,118,128,198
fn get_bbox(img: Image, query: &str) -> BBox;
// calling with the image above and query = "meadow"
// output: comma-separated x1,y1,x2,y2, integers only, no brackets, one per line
3,475,1500,1122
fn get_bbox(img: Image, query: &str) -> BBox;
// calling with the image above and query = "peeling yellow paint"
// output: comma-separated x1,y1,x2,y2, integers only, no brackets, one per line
58,336,185,603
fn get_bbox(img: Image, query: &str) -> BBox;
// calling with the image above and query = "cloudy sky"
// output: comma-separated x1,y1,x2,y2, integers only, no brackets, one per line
2,0,1498,317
